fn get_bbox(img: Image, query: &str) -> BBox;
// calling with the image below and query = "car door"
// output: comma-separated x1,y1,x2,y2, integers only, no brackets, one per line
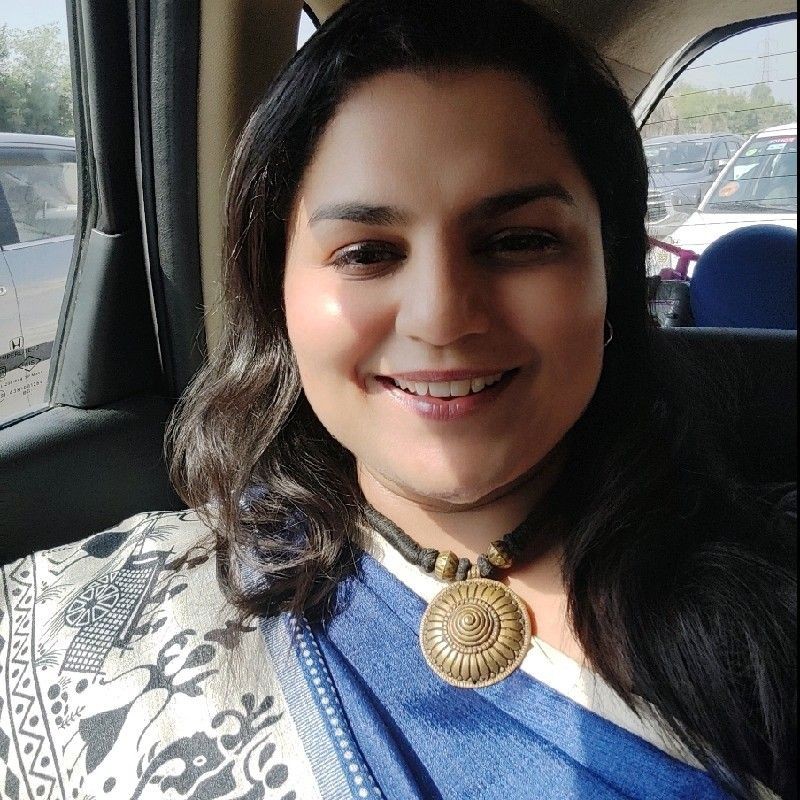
0,143,78,417
0,247,25,417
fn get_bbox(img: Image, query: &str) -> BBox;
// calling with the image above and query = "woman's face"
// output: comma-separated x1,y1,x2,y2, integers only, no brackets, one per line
284,70,606,507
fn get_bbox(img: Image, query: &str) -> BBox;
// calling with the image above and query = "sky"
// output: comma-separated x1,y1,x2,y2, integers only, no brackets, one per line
3,3,796,106
2,0,69,40
675,20,797,106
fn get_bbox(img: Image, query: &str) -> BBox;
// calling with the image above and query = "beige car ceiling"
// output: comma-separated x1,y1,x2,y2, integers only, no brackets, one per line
197,0,794,350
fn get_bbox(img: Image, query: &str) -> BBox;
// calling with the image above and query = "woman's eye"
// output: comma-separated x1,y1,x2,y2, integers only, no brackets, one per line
480,230,560,259
329,242,402,276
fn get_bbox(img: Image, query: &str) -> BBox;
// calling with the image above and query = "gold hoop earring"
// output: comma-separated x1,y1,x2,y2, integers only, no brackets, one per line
603,319,614,348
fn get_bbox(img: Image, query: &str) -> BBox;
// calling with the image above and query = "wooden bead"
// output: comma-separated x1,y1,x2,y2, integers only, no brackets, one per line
486,540,513,569
434,550,458,581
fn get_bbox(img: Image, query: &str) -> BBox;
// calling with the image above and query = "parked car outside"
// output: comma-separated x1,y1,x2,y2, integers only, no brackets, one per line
643,134,743,275
670,122,797,275
0,133,77,422
644,132,745,211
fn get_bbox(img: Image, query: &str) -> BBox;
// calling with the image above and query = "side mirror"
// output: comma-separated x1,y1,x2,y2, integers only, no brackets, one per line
712,158,728,174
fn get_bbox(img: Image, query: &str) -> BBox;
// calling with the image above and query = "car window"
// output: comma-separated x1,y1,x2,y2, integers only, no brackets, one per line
711,139,727,161
644,139,710,173
0,7,79,425
0,146,77,243
297,5,318,49
707,133,797,211
642,18,797,277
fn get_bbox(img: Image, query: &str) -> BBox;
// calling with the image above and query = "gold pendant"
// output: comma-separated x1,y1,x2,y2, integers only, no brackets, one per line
419,578,532,688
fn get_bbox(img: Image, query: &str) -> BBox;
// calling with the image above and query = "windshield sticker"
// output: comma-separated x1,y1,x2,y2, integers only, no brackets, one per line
718,181,740,197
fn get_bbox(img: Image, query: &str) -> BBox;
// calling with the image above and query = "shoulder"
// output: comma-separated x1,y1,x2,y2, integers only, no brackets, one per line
0,510,317,799
0,509,221,666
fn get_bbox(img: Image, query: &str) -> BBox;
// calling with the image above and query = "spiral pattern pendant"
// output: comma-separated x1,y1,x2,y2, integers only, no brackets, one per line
419,578,532,688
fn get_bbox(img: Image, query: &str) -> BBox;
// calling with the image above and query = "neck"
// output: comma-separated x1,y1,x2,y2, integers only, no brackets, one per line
357,447,564,564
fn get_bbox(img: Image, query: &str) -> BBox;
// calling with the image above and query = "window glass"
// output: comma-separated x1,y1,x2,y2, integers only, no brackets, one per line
711,140,728,160
642,19,797,280
0,145,78,243
297,6,317,50
707,133,797,212
0,4,78,425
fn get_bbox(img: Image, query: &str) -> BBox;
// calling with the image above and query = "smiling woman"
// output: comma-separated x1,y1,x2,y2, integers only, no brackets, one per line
167,1,796,796
0,1,794,799
285,70,606,512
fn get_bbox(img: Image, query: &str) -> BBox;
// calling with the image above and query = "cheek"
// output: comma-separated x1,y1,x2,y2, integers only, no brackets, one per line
505,263,606,345
284,269,388,384
502,258,606,406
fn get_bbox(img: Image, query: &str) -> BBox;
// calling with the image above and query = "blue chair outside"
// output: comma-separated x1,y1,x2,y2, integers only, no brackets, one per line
689,224,797,329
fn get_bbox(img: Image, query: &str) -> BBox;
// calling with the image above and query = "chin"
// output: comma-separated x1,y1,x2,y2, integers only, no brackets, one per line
389,465,519,507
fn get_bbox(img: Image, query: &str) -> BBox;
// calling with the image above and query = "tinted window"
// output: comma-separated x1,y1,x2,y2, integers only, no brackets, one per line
711,139,727,160
644,140,710,172
0,146,77,244
706,134,797,212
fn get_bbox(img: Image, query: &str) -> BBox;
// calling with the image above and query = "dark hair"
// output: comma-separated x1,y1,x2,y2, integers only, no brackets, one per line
168,2,795,797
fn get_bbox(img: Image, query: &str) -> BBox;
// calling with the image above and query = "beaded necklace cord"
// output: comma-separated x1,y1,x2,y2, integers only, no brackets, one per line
363,503,534,582
362,504,539,689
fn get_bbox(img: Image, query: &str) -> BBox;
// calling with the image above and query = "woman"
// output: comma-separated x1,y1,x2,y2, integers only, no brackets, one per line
0,1,794,798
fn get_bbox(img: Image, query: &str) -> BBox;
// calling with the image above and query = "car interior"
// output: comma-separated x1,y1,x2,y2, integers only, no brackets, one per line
0,0,796,565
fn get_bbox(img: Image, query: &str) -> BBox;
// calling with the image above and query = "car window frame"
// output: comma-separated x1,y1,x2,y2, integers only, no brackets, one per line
633,12,798,128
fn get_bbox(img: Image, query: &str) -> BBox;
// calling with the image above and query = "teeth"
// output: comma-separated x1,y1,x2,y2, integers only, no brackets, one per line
429,382,451,397
392,372,506,397
471,377,486,393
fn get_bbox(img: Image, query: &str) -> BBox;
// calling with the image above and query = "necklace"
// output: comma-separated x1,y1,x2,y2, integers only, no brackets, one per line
363,505,535,689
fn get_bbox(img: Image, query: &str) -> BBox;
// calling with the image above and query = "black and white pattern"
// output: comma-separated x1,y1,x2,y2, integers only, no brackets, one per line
0,511,325,800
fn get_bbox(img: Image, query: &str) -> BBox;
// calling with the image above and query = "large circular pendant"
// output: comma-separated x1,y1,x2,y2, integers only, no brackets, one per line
419,578,532,688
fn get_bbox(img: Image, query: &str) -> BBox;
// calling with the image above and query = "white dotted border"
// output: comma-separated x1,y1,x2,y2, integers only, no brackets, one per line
288,616,384,799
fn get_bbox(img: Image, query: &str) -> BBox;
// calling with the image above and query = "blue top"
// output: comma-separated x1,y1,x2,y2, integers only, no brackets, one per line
299,551,733,799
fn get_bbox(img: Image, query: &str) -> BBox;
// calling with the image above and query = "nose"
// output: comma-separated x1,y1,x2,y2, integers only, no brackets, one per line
394,244,491,346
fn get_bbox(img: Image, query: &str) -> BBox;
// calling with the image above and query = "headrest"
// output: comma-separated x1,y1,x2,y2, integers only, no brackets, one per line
657,327,797,484
689,225,797,330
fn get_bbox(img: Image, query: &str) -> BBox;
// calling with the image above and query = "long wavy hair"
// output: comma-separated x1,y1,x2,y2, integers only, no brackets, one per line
168,1,796,797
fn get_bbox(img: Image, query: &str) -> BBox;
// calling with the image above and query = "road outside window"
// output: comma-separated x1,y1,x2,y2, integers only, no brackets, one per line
0,3,77,425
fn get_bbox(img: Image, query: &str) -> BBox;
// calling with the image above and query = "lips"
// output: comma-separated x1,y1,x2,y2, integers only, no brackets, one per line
374,368,518,421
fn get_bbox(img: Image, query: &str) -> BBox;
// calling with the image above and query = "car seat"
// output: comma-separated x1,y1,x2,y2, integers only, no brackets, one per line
689,224,797,329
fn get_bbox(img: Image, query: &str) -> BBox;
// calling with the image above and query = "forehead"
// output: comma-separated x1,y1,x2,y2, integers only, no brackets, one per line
298,69,593,209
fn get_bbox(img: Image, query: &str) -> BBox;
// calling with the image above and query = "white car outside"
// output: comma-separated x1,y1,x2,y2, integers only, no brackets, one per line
669,122,797,276
0,133,77,422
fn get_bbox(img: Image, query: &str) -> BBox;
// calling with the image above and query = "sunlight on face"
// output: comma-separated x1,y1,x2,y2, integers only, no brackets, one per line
284,70,607,507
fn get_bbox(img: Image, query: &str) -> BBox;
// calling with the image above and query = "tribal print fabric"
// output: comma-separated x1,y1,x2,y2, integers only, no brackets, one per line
0,511,325,800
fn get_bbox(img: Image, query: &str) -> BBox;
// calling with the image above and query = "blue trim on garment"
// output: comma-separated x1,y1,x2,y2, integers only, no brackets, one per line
258,612,383,799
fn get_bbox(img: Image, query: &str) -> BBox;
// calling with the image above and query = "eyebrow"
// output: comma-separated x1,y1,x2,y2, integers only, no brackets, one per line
308,203,411,226
307,182,576,227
